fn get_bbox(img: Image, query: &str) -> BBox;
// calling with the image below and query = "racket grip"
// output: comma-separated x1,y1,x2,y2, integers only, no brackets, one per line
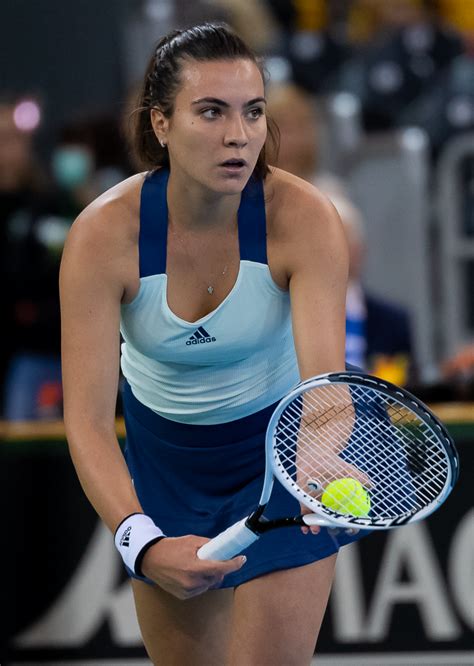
197,518,259,560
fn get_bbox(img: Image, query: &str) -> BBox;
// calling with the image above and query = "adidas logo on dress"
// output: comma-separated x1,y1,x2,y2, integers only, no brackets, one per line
186,326,216,345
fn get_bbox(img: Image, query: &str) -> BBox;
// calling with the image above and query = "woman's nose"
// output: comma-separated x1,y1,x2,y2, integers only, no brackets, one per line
223,116,248,147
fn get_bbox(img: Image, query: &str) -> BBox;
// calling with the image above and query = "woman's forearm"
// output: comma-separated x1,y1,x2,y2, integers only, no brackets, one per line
65,423,142,533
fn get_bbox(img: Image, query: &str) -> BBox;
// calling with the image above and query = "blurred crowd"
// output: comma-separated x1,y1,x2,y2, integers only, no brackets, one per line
0,100,133,420
1,0,473,421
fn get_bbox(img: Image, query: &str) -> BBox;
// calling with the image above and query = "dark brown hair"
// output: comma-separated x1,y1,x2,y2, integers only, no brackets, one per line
130,22,279,179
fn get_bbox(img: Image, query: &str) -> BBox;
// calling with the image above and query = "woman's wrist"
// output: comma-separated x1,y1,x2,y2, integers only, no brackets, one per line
114,512,166,576
135,534,166,577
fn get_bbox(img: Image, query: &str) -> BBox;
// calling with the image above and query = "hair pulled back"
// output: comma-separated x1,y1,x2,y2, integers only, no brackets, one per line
130,22,278,179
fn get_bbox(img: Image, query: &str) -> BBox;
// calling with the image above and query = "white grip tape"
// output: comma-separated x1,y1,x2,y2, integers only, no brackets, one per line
114,513,164,574
197,518,259,560
302,513,332,527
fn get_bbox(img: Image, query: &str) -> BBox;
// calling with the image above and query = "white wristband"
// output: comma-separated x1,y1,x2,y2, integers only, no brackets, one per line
114,513,165,576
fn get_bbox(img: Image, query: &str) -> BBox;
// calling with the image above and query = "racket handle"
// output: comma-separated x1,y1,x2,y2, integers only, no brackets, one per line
302,513,333,528
197,518,259,560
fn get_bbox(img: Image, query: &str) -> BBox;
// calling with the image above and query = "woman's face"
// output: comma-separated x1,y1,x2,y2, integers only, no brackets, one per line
151,58,267,195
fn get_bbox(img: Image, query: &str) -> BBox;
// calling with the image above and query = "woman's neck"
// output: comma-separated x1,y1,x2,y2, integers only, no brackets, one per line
166,169,241,232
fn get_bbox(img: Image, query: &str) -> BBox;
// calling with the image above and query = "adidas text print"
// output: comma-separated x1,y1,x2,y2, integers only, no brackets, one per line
186,326,217,345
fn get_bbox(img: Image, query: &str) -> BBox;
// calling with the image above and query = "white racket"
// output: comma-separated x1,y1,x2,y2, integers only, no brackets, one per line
197,371,459,561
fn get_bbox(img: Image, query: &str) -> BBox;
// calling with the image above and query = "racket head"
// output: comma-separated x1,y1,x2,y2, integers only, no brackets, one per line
266,371,459,530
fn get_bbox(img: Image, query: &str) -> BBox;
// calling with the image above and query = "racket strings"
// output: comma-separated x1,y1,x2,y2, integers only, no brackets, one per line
279,399,430,499
274,383,449,521
302,393,447,506
296,394,444,504
311,387,445,480
300,401,355,431
276,413,428,514
275,418,440,519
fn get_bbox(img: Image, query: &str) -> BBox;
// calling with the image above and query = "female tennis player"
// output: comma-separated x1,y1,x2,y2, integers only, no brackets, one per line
60,23,368,665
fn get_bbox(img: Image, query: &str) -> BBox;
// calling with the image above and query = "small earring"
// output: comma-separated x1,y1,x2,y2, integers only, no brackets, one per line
159,139,166,148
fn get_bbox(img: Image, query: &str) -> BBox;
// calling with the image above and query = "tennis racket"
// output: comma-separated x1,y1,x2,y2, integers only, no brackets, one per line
197,371,459,561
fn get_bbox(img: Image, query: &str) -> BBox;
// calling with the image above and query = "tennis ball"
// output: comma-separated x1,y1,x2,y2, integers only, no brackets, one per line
321,478,370,517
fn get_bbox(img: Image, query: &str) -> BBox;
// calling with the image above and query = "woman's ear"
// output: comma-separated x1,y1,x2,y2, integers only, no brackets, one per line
150,108,169,146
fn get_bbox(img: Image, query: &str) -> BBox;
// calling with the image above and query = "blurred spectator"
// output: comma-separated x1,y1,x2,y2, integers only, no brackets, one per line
328,192,416,385
266,82,319,180
414,341,474,402
441,342,474,382
437,0,474,47
1,104,130,420
266,80,346,192
51,114,131,220
338,0,464,130
397,52,474,156
266,0,351,93
346,0,386,45
347,0,436,44
212,0,280,53
0,96,63,419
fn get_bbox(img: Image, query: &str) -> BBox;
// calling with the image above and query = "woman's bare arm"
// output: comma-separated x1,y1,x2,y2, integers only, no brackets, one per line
60,200,142,532
271,175,370,531
272,174,349,380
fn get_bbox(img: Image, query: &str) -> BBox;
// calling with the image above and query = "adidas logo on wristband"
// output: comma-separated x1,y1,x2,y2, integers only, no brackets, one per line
120,526,132,547
114,513,165,576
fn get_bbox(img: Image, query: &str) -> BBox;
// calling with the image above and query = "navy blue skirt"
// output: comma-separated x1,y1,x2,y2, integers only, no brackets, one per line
122,382,367,588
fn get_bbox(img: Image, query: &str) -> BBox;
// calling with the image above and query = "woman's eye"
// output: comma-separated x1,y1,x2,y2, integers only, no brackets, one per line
247,107,264,120
201,107,221,119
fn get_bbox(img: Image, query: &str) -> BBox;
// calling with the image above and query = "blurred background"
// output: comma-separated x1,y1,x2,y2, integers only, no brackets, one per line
1,1,473,665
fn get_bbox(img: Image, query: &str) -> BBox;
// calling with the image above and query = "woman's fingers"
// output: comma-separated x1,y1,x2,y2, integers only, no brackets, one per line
141,536,246,598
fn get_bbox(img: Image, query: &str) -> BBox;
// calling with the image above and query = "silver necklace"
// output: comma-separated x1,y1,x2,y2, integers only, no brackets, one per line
206,267,228,295
169,223,229,295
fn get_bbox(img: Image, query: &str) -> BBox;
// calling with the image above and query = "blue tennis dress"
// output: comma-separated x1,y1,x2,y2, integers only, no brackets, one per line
120,169,365,587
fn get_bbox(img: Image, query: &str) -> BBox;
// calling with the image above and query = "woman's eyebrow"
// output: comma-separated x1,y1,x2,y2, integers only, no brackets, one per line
191,96,267,107
246,97,267,107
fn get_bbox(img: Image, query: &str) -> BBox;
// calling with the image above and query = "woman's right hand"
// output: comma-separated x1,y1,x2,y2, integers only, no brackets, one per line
140,535,247,599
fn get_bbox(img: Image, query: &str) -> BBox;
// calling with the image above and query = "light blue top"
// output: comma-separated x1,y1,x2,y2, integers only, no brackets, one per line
120,169,299,424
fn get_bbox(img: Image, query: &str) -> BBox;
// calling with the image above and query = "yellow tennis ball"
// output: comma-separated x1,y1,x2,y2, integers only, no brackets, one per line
321,478,370,517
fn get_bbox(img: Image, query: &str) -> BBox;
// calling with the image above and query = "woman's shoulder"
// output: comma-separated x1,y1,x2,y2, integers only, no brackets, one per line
66,173,145,250
77,172,144,228
264,167,341,236
262,168,348,287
